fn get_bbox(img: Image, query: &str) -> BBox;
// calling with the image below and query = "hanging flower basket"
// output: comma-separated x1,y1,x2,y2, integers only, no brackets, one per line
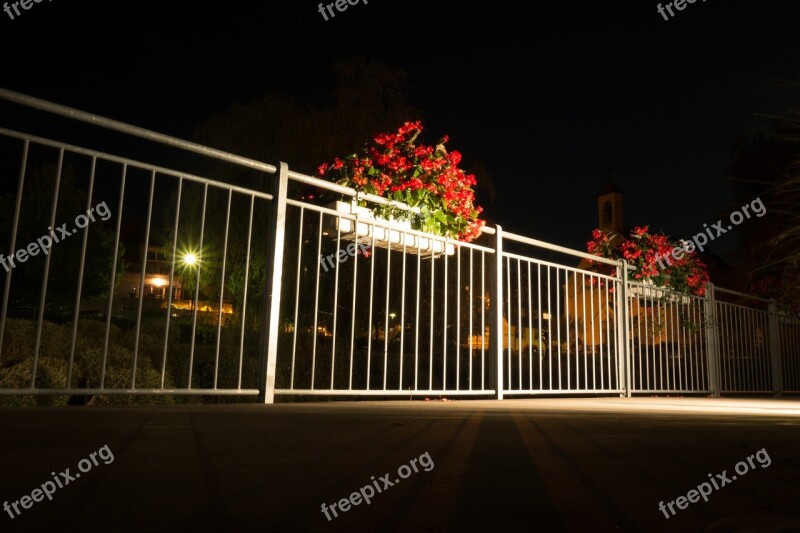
328,200,455,257
318,121,485,244
586,226,710,299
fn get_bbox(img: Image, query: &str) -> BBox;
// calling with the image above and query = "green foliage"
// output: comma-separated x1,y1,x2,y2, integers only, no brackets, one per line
0,357,69,406
0,319,176,406
0,162,124,309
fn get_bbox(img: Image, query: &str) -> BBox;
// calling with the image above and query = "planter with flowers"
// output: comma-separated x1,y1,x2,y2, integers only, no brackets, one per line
318,121,485,257
586,226,710,303
628,279,692,304
329,199,454,256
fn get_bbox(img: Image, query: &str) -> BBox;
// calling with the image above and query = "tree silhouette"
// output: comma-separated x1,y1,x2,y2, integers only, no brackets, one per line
725,116,800,305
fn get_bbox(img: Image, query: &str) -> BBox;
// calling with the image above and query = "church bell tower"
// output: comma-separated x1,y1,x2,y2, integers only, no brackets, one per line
597,176,624,234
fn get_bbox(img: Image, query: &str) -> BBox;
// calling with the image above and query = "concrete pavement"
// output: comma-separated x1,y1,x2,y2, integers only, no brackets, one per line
1,397,799,532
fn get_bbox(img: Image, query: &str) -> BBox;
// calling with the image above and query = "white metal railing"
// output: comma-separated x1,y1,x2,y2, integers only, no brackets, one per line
714,288,778,394
0,88,797,404
498,235,624,396
626,279,710,394
779,313,800,392
273,199,496,396
0,89,276,400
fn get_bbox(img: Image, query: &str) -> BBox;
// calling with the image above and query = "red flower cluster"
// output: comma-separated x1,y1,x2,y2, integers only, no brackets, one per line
586,226,710,297
318,121,485,242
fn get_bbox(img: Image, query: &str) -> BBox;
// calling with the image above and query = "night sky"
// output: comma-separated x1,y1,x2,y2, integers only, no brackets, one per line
1,0,799,253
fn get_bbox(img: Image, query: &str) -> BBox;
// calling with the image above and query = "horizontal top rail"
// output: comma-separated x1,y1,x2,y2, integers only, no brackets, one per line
0,127,274,201
287,169,423,213
503,230,625,268
715,286,771,304
501,249,621,281
288,168,497,236
0,87,278,175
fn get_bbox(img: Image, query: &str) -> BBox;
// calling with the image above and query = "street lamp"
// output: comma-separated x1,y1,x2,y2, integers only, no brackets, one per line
180,251,199,310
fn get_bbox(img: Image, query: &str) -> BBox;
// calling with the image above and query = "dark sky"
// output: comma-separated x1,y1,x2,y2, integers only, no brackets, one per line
1,0,799,253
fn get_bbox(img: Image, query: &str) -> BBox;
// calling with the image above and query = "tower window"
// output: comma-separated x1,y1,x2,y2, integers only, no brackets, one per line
603,201,612,225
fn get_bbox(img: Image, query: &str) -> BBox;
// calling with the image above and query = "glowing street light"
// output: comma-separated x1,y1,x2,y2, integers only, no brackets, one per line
179,250,200,310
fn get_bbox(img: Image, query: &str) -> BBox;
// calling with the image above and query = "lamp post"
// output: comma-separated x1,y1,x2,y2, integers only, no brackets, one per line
182,252,198,311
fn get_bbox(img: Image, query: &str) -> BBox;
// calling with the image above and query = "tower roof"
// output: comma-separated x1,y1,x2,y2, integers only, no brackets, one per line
599,178,624,196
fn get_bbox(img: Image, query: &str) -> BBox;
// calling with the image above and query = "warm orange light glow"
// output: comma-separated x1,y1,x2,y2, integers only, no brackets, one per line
166,300,233,314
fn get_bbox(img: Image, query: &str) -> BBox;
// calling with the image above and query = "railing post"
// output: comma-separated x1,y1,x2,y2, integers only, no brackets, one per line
704,283,721,397
616,260,632,397
768,299,784,397
259,162,289,404
489,225,504,400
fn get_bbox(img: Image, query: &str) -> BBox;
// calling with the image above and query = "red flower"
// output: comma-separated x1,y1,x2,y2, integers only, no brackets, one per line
585,226,709,298
318,121,484,242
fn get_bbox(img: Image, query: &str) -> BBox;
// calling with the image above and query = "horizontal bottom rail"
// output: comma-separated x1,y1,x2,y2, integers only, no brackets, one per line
275,389,496,396
631,389,712,394
718,390,782,395
0,388,260,396
503,389,624,395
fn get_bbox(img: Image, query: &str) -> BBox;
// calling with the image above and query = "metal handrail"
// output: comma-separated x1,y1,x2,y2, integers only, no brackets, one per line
715,286,771,303
0,87,278,175
286,168,498,236
503,230,625,268
0,127,274,201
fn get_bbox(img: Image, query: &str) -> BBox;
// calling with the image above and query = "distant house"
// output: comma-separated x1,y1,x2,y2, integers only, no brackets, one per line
114,245,184,303
75,244,185,317
112,245,234,324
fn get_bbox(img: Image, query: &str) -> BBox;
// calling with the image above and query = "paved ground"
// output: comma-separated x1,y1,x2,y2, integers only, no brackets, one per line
1,397,799,532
